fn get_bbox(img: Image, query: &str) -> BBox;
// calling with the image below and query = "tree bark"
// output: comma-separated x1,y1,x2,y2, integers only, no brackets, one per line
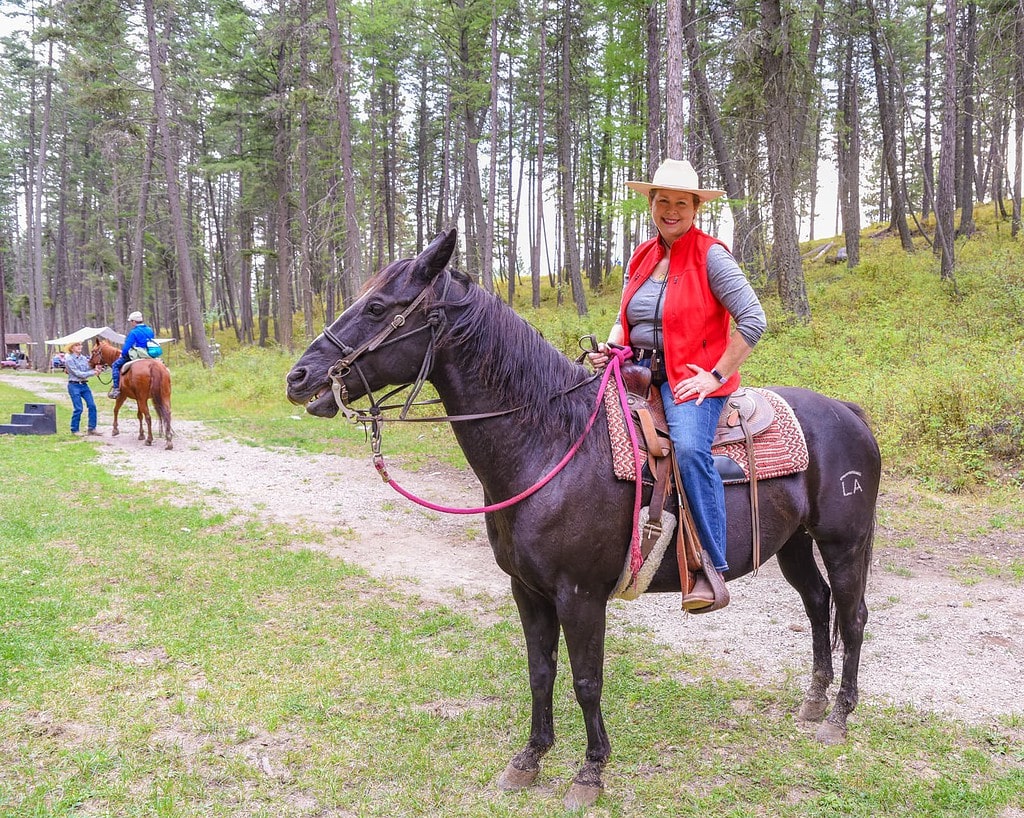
665,0,684,159
531,0,548,309
326,0,363,306
272,14,294,351
936,0,958,284
923,0,935,220
557,0,586,315
143,0,213,365
1013,0,1024,237
758,0,810,321
130,122,157,316
645,0,662,171
482,1,499,293
28,26,53,370
837,25,860,267
956,0,977,237
865,0,914,251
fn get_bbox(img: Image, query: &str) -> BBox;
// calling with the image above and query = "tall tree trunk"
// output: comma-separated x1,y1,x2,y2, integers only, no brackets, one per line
936,0,958,284
758,0,810,320
923,0,935,219
482,0,499,293
645,0,662,171
237,119,255,343
865,0,914,251
957,0,977,237
326,0,363,306
837,25,861,267
130,122,156,316
557,0,586,315
531,0,548,309
682,0,764,273
28,28,53,370
298,0,314,339
1013,0,1024,237
272,17,294,351
665,0,683,158
143,0,213,365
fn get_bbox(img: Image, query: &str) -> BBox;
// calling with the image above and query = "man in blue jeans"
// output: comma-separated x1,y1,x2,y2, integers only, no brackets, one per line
64,341,101,435
108,311,155,399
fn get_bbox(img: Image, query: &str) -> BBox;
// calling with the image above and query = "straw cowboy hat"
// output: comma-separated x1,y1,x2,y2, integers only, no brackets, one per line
626,159,726,203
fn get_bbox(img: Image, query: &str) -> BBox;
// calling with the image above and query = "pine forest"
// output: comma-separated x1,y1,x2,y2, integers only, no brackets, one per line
1,0,1023,368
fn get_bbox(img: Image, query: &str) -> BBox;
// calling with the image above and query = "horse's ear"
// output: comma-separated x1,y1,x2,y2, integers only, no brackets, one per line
418,229,457,279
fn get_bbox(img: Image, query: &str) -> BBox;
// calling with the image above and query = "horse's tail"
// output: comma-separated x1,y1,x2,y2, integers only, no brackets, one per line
831,399,878,650
149,362,173,439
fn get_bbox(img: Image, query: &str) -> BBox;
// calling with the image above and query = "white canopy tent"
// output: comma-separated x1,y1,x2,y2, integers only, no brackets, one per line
47,327,176,348
46,326,126,347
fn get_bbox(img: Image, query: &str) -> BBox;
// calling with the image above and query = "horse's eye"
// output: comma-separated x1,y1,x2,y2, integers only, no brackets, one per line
366,302,387,317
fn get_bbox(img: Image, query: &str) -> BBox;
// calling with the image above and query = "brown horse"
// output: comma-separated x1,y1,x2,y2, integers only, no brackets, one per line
89,338,173,450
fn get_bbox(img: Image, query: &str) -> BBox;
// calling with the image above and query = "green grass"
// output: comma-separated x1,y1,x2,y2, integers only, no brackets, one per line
0,435,1021,817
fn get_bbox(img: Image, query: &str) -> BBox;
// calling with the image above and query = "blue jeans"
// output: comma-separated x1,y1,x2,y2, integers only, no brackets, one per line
68,381,97,432
112,355,128,388
659,385,729,572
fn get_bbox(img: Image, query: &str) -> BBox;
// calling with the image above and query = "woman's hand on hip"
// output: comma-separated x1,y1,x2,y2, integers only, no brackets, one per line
674,364,720,405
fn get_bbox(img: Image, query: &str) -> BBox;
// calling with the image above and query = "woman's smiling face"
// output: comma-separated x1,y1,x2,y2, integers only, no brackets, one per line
649,189,700,246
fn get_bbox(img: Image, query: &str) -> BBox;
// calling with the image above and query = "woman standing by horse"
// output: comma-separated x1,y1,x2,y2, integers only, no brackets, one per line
63,341,103,436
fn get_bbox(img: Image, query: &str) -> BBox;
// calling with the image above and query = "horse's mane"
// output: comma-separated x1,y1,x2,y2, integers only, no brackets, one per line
376,259,598,439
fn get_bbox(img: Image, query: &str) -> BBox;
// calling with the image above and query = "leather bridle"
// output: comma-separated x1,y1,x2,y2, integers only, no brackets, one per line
319,271,451,425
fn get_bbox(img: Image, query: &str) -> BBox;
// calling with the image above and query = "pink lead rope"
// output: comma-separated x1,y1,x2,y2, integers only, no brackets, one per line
373,346,647,581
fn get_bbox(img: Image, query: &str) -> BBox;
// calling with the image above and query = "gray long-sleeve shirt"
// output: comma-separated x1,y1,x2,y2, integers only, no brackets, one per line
65,352,97,383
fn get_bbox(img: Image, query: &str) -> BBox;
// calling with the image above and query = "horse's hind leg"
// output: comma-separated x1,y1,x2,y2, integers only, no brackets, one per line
497,579,559,792
815,534,871,745
775,529,834,725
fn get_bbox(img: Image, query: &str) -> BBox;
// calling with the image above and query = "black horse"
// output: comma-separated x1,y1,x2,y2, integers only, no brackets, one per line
286,229,881,808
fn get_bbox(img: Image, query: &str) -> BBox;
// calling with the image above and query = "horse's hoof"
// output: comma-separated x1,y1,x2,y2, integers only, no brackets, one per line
111,430,119,437
815,720,847,745
798,697,829,723
165,443,173,450
564,782,602,810
496,761,538,790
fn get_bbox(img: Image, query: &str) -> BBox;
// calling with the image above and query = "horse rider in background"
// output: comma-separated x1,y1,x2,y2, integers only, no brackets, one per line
108,311,155,400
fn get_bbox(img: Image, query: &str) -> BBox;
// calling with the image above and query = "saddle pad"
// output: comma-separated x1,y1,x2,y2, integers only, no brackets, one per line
605,385,809,484
604,384,639,481
712,388,809,483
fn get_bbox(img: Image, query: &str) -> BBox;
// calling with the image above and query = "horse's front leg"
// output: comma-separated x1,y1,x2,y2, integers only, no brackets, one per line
558,590,611,809
497,578,560,792
111,396,125,437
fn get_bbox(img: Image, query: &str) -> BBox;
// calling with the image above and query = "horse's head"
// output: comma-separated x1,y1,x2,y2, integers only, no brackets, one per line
88,341,110,369
286,229,458,418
